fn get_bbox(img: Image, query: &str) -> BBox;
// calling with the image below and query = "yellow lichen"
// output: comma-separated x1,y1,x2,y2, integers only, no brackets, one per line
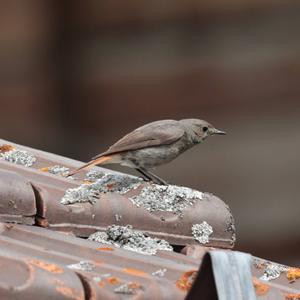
252,277,270,296
287,268,300,282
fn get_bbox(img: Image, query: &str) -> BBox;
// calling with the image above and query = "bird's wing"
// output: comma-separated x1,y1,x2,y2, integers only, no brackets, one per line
92,120,185,159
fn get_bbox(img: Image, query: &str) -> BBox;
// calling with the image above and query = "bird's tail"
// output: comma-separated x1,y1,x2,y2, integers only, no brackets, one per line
68,156,112,177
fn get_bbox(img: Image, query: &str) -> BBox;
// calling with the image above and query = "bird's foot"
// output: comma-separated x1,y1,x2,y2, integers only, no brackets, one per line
136,168,168,186
151,178,168,186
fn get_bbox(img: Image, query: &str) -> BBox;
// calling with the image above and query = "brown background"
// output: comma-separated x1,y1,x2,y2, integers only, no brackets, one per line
1,0,300,265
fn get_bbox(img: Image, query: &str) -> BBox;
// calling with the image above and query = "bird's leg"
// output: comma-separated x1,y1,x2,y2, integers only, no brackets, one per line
146,170,168,185
135,168,152,182
136,168,168,186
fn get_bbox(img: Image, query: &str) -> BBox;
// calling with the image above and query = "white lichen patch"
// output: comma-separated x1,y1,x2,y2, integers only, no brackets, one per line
93,274,111,283
90,174,142,194
260,264,287,281
61,184,99,205
152,268,167,277
93,276,102,283
85,169,105,182
67,261,95,272
114,283,136,295
129,184,203,216
257,260,288,281
88,225,173,255
1,149,36,167
61,174,143,205
192,221,213,244
45,165,70,177
115,214,122,222
89,231,109,244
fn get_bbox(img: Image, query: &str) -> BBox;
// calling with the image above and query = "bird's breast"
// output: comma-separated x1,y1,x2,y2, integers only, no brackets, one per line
120,143,188,169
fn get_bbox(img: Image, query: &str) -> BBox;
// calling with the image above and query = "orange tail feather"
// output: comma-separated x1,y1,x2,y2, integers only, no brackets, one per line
68,156,112,177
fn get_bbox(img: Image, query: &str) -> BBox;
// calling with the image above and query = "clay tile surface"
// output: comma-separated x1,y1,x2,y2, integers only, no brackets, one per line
0,224,298,300
0,223,199,300
0,169,36,225
0,139,299,300
0,139,236,248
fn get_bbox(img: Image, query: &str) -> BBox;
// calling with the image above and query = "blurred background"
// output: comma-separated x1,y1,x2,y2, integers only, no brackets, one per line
0,1,300,265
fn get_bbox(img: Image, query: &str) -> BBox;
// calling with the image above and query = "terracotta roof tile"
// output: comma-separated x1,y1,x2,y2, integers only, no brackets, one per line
0,139,298,299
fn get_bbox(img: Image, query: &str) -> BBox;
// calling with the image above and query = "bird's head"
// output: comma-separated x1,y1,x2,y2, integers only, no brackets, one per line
180,118,226,143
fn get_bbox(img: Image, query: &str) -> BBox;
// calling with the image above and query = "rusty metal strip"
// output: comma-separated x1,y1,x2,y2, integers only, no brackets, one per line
185,247,300,300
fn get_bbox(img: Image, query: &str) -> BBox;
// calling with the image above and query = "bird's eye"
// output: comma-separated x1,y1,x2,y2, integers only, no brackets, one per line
202,126,208,133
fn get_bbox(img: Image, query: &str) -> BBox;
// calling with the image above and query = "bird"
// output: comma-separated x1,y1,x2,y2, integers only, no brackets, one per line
68,119,226,185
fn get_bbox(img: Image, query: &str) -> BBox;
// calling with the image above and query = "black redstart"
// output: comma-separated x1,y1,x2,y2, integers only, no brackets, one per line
68,119,226,184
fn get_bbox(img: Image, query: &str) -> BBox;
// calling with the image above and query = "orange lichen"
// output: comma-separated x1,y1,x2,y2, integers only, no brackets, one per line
287,268,300,282
29,259,64,274
285,293,300,300
56,286,83,300
254,261,266,269
106,277,120,285
176,270,198,292
83,180,93,184
98,281,105,288
252,277,270,296
0,144,15,153
39,167,50,172
128,282,141,289
36,217,49,227
96,247,114,251
256,264,265,269
122,268,147,277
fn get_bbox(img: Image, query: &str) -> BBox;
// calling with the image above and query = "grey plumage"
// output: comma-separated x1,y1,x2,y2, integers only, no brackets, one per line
68,119,226,184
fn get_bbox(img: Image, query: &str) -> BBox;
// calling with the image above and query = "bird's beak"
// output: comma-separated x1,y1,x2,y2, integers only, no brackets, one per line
213,129,226,135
